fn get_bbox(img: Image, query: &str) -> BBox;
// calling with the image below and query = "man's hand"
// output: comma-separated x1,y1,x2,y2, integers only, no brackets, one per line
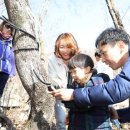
49,88,74,101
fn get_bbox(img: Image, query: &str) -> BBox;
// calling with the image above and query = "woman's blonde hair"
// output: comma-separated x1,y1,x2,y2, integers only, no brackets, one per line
54,33,79,58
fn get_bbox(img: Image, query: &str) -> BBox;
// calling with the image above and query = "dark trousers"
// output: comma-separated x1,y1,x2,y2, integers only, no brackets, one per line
0,72,9,97
117,107,130,123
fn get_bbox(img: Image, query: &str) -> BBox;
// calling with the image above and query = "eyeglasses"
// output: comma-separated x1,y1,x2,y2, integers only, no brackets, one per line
4,24,13,31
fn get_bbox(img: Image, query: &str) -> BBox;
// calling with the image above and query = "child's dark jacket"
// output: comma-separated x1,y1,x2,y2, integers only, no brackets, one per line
65,73,111,130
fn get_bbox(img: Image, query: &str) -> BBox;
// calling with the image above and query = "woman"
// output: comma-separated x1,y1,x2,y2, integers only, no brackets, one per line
48,33,79,130
0,21,16,97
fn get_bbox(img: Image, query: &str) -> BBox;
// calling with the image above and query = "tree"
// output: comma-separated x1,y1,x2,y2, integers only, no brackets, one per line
106,0,124,29
4,0,55,130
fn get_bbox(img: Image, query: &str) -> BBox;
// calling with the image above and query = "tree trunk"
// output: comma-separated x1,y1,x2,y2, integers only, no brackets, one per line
106,0,124,29
4,0,55,130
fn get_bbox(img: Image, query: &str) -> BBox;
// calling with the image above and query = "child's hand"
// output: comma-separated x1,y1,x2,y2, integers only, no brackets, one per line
49,88,74,101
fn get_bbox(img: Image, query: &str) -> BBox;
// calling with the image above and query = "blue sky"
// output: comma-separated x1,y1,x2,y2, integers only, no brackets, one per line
29,0,130,54
2,0,130,54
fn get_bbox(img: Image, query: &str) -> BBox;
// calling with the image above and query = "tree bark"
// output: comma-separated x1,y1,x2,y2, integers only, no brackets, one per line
106,0,124,29
4,0,55,130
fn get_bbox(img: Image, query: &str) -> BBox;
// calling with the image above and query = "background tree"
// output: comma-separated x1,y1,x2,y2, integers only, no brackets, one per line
106,0,124,29
4,0,55,130
35,0,50,59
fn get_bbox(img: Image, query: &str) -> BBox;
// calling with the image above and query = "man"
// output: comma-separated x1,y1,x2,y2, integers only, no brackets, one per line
94,51,114,79
50,27,130,121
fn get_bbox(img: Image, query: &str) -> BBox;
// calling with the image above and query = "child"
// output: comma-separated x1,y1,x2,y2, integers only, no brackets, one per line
64,53,111,130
